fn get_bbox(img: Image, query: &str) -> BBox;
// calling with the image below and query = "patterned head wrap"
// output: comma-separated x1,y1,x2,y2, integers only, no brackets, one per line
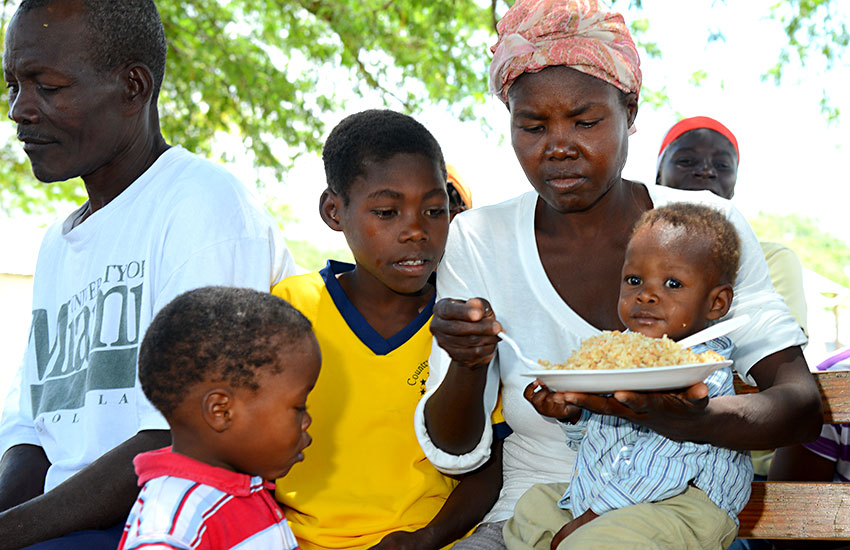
657,116,740,164
489,0,642,104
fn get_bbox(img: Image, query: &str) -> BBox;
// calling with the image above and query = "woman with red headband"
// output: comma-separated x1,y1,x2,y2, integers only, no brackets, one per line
656,116,740,200
415,0,821,548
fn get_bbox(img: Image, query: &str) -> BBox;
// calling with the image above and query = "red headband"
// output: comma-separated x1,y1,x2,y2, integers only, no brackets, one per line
657,116,739,163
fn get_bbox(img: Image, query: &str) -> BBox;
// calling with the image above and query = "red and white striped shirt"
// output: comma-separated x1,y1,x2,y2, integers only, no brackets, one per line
118,447,300,549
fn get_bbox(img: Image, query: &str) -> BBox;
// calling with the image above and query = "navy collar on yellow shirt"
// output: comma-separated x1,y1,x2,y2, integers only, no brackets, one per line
320,260,436,356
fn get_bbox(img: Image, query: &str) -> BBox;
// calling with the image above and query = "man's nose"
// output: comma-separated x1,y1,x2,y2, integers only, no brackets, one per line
8,86,39,125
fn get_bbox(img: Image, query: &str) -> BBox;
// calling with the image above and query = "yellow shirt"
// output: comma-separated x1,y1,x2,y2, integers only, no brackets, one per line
272,262,456,550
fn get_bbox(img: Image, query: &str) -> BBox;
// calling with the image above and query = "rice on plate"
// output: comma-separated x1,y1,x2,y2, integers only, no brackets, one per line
540,331,724,371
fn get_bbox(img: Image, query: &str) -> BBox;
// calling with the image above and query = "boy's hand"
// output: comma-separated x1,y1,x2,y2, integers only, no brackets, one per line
431,297,502,369
524,381,583,423
550,510,599,550
368,527,437,550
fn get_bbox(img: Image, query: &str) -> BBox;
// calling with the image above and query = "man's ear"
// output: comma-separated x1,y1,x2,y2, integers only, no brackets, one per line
122,62,155,115
201,388,235,433
706,284,733,321
319,188,343,232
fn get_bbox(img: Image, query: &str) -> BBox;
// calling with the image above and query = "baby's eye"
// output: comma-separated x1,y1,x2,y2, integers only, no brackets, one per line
625,275,642,286
665,279,683,289
577,120,600,129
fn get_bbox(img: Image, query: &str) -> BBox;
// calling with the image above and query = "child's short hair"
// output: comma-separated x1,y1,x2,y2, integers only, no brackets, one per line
635,203,741,285
322,109,447,204
139,286,313,417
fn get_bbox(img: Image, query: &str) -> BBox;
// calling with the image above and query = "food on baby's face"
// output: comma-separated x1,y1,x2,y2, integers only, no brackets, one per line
540,330,723,370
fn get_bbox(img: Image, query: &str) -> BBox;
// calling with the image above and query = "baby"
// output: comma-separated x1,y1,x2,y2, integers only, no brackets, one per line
509,203,753,550
118,286,320,550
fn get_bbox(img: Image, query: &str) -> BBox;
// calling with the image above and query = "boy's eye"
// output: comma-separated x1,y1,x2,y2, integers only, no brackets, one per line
675,158,697,168
425,207,447,218
625,275,641,286
371,209,396,219
665,278,683,289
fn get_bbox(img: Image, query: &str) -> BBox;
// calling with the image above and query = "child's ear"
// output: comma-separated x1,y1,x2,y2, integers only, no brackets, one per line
201,388,235,433
319,188,343,232
705,283,734,321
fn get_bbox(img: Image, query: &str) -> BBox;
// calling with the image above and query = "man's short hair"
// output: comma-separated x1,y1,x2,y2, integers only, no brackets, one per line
635,202,742,285
322,109,447,204
139,287,314,417
17,0,167,100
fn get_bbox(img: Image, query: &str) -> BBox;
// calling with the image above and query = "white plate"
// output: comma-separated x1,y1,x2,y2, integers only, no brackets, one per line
520,360,733,393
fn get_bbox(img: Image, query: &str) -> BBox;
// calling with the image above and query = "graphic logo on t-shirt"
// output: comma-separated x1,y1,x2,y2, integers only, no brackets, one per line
407,360,429,395
28,261,145,418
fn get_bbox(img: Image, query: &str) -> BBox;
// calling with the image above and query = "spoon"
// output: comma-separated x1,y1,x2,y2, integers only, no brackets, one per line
676,314,750,349
497,331,540,370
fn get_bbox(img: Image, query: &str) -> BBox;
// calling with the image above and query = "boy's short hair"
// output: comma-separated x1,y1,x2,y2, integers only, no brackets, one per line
322,109,447,204
139,286,313,417
635,203,742,285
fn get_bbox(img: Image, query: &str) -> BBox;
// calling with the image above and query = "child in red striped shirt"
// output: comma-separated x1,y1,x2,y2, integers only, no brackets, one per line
118,286,320,550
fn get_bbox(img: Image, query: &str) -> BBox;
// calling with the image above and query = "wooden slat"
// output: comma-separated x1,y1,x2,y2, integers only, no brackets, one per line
733,370,850,423
733,370,850,539
738,482,850,540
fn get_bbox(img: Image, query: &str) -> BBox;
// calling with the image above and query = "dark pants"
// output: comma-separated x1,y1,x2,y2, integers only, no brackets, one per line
23,522,124,550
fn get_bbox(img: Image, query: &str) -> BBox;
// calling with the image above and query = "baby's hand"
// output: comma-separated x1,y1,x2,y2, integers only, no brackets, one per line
431,297,502,369
524,380,582,423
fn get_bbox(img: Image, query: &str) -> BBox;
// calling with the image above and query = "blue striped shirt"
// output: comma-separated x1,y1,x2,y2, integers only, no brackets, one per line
558,337,753,523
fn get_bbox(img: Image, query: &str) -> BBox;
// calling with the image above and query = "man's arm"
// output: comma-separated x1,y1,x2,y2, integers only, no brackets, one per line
0,429,170,549
559,346,822,450
0,445,50,513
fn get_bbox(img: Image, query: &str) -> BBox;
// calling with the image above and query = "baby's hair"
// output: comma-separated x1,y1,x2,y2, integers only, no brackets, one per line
635,203,741,285
322,109,446,204
139,286,313,417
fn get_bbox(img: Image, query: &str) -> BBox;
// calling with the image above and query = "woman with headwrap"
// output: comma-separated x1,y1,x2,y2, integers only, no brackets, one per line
414,1,821,548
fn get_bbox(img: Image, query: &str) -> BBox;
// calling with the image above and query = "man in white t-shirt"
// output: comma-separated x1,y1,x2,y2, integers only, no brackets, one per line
0,1,295,548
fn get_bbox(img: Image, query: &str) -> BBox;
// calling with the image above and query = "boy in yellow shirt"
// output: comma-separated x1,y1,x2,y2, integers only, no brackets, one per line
273,109,505,550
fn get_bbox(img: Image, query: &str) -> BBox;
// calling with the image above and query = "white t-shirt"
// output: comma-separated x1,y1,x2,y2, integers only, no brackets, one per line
0,146,296,491
414,184,806,522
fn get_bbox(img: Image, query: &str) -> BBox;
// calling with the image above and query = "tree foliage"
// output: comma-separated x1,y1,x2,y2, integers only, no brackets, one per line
748,212,850,288
0,0,493,214
767,0,848,120
0,0,844,216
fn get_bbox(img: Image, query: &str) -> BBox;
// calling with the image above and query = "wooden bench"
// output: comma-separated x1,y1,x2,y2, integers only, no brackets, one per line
734,370,850,540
